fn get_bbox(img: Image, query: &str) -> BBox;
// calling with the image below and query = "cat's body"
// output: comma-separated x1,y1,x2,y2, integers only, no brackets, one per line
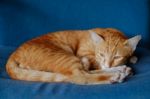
6,28,141,85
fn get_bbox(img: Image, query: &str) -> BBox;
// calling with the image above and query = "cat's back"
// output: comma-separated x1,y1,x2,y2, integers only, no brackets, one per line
92,28,127,41
10,28,127,57
11,29,91,58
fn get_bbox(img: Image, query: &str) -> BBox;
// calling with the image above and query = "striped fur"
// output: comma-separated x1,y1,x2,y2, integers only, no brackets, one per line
6,28,141,85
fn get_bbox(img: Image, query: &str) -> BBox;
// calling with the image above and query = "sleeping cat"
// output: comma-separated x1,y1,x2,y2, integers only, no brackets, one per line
6,28,141,85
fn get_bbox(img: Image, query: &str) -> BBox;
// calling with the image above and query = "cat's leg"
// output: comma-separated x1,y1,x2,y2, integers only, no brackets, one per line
68,67,130,85
107,65,132,76
96,65,132,82
102,65,132,82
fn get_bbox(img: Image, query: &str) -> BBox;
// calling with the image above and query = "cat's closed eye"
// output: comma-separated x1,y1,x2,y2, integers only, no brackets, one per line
100,53,104,57
112,56,125,66
114,56,123,60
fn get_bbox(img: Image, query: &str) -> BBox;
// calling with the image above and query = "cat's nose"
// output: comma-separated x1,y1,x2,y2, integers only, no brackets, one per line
104,63,110,68
105,61,113,68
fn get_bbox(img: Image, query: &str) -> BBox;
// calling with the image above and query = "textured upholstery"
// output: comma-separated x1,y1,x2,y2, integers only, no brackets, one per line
0,0,150,99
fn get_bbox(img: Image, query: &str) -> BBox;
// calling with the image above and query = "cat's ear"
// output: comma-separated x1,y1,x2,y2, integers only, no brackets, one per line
125,35,141,51
89,30,104,45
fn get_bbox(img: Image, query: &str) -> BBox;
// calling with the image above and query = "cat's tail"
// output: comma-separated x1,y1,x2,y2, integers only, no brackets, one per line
6,59,68,82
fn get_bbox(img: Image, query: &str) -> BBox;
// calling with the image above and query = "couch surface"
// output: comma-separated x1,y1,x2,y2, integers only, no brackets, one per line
0,0,150,99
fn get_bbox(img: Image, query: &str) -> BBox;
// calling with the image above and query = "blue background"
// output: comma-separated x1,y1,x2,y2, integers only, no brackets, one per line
0,0,150,47
0,0,150,99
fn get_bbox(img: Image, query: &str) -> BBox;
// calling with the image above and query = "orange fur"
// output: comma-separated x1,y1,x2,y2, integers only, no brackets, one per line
6,28,141,85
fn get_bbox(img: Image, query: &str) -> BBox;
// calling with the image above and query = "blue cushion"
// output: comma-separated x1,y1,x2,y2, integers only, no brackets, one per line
0,46,150,99
0,0,150,98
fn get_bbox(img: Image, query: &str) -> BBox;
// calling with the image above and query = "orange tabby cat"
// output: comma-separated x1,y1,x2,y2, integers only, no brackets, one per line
6,28,141,85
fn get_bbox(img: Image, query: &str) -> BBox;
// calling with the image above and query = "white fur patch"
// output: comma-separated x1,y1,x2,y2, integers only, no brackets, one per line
81,57,90,70
103,65,131,83
55,74,67,81
81,57,90,66
130,56,138,64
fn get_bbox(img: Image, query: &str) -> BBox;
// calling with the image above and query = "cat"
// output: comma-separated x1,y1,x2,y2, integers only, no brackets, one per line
6,28,141,85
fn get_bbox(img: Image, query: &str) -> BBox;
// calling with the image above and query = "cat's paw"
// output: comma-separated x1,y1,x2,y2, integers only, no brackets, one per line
110,72,126,83
109,65,132,76
108,66,132,83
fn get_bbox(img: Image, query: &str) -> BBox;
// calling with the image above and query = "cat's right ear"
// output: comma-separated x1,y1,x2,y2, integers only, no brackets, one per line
89,30,104,45
124,35,142,51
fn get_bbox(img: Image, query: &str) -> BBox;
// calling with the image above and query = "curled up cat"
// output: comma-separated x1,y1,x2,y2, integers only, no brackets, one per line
6,28,141,85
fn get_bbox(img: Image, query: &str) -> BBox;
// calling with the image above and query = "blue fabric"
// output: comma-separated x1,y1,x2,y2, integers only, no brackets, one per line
0,46,150,99
0,0,150,99
0,0,150,47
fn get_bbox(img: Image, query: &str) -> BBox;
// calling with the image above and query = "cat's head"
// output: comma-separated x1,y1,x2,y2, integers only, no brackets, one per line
90,30,141,69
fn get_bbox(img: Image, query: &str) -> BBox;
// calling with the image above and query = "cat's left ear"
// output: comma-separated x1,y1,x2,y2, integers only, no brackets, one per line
125,35,142,51
89,30,104,45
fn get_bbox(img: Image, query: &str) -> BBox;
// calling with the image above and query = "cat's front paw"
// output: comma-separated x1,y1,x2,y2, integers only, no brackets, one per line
109,65,132,76
108,66,132,83
110,72,126,83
